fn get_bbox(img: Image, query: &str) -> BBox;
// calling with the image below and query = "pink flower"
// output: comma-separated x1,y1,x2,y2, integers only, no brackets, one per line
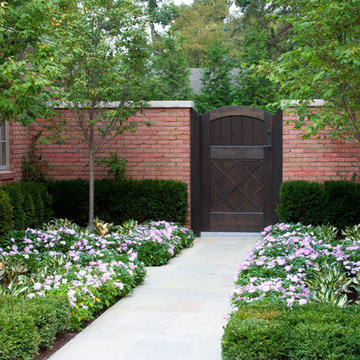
299,299,308,305
33,283,42,291
114,282,124,290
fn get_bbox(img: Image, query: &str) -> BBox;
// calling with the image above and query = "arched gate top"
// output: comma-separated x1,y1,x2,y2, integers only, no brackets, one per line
203,106,275,123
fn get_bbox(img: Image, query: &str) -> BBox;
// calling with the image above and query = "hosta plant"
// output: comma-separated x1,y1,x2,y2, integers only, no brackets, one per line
342,224,360,242
43,218,81,232
313,225,338,243
93,217,114,236
346,273,360,305
305,261,350,307
113,219,138,234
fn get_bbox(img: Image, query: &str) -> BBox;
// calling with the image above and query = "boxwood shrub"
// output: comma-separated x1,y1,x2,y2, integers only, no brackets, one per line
322,180,360,229
47,179,188,226
0,188,14,237
0,308,39,360
0,294,71,360
276,180,360,228
222,302,360,360
1,181,53,230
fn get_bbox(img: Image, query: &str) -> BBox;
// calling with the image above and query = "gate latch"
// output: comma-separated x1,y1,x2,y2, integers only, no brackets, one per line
263,144,272,150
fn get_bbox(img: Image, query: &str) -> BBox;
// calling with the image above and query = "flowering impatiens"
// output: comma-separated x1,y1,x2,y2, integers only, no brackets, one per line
0,221,195,329
230,223,360,309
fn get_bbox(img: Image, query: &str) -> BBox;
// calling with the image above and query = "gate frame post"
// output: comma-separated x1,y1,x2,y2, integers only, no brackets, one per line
272,109,283,223
190,108,201,236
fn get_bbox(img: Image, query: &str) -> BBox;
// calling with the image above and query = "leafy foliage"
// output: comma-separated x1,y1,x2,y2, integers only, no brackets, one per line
113,219,139,234
39,0,152,230
148,31,193,101
93,217,114,236
0,0,65,125
224,255,360,359
268,0,360,143
0,307,39,360
229,0,290,113
223,302,360,360
276,181,324,225
43,218,81,232
230,223,360,307
141,0,177,38
96,152,127,181
22,131,50,181
195,39,234,114
108,220,196,266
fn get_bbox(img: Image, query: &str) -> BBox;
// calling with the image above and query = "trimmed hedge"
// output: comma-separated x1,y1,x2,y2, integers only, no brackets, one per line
47,179,89,226
276,180,360,228
0,294,71,360
222,302,360,360
47,179,188,226
1,182,53,230
0,189,14,237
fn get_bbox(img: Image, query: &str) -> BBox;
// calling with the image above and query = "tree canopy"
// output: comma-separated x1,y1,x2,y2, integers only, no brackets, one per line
0,0,65,124
170,0,231,67
268,0,360,143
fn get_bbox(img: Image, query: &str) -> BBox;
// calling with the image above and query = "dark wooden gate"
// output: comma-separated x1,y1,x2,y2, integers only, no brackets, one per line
191,106,282,234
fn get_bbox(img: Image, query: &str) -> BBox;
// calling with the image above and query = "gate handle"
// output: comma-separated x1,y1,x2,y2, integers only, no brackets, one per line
263,144,272,149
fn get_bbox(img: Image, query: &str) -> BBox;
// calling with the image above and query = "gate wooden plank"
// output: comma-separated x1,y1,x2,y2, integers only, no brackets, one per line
210,146,264,160
210,213,264,232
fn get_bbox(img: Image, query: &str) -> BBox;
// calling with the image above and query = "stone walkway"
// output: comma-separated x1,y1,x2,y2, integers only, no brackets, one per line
49,233,259,360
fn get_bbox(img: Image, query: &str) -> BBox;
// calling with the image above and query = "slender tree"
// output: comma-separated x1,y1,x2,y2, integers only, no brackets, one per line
149,31,193,100
195,39,234,114
50,0,151,230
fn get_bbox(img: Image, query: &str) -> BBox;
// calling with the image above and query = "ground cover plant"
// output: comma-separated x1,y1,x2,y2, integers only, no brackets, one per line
223,223,360,359
230,223,360,307
0,220,195,359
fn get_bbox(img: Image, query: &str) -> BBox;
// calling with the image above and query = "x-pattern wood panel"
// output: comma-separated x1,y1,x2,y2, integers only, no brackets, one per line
211,159,264,212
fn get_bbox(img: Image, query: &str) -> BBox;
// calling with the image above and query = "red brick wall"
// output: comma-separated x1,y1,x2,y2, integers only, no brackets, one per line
283,109,360,181
29,106,192,224
3,105,360,223
30,107,191,183
0,121,28,185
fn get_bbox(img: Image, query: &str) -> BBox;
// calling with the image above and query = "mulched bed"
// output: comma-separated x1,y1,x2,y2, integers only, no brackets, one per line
34,332,79,360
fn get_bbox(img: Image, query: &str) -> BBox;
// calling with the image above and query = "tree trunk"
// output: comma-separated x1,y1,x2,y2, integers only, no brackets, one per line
88,126,95,232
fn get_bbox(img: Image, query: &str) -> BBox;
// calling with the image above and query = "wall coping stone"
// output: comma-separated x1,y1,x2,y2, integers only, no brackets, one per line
54,101,195,109
281,99,325,107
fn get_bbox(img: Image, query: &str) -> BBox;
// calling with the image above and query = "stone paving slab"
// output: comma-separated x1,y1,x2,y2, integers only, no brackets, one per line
49,234,259,360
